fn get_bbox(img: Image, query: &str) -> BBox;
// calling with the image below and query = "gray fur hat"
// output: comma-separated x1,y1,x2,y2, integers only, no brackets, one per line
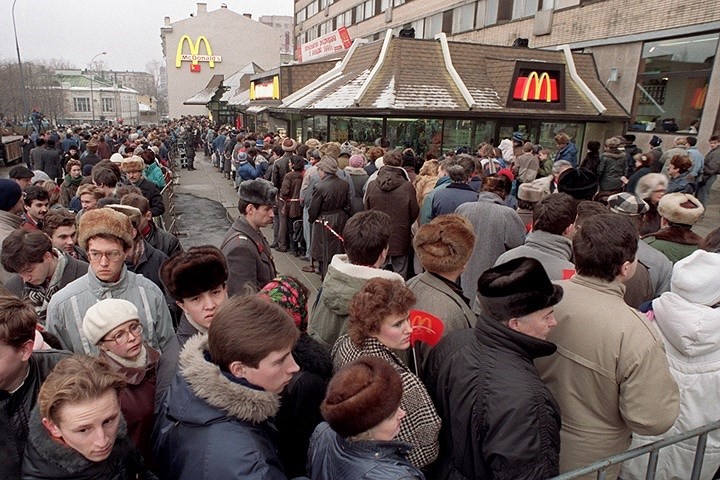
238,179,277,205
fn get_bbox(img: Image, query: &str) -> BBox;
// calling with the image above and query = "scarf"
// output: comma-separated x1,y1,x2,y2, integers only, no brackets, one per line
63,174,84,187
25,250,67,324
104,344,148,369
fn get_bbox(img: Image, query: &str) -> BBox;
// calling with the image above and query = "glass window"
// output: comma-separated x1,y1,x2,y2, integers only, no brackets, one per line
485,0,498,26
380,0,390,12
424,13,443,38
330,117,384,144
513,0,539,19
296,9,306,23
101,98,114,112
365,0,375,17
631,32,718,133
386,118,443,157
314,115,328,142
444,120,497,152
452,4,476,34
539,122,585,159
355,3,365,21
476,0,486,28
411,18,424,39
73,97,90,112
394,0,406,6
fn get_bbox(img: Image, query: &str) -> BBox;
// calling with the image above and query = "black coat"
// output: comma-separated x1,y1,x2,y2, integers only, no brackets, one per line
144,222,183,258
308,174,350,262
37,148,63,181
1,351,70,479
133,177,165,216
154,314,199,412
423,315,561,480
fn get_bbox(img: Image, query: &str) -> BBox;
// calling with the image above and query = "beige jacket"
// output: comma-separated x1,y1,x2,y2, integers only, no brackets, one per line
535,275,679,479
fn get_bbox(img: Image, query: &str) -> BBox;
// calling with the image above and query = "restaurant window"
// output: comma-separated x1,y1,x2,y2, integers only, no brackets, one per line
386,118,442,157
452,3,476,34
539,122,585,159
631,32,718,134
411,18,425,39
329,116,384,144
444,120,497,152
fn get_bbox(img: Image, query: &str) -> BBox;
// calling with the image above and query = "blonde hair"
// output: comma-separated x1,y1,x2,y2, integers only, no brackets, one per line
77,184,104,200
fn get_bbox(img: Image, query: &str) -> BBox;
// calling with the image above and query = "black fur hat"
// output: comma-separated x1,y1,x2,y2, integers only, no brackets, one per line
160,246,228,300
478,257,563,322
557,168,598,201
238,179,277,206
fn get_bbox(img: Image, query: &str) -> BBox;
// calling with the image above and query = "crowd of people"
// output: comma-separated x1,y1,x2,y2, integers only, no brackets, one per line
1,117,720,480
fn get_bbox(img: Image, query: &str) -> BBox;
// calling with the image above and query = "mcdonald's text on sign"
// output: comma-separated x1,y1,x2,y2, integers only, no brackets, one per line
513,71,559,102
176,35,222,72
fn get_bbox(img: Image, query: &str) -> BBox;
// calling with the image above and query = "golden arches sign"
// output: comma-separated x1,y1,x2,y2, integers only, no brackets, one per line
175,35,222,68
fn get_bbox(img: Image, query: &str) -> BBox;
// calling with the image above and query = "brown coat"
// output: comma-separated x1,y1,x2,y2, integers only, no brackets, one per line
364,166,419,256
308,174,351,262
280,170,304,218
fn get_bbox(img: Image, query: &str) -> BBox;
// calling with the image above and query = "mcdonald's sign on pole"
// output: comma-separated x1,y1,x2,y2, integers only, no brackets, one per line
507,62,565,110
176,35,222,72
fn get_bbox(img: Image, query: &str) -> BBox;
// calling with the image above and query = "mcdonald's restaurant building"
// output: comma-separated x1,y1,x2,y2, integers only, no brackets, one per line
262,32,627,157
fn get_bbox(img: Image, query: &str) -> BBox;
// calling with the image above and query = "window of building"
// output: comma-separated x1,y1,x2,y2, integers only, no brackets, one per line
393,0,406,6
630,32,718,133
452,3,476,34
102,98,114,112
73,97,90,112
330,116,384,143
411,18,424,39
387,118,443,157
512,0,539,19
380,0,390,12
444,120,497,151
424,12,443,38
296,9,306,23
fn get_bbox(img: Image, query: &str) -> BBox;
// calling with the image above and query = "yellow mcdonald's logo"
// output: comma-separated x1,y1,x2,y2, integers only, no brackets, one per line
522,72,552,102
175,35,222,68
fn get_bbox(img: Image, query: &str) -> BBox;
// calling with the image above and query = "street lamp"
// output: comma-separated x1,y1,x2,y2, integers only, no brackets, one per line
12,0,29,127
89,51,107,125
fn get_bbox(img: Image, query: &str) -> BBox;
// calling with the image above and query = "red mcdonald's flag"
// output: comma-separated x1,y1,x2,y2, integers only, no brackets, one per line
190,64,201,73
513,71,558,102
410,309,445,347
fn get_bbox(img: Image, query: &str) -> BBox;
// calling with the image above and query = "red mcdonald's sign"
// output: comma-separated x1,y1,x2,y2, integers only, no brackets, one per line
513,71,559,102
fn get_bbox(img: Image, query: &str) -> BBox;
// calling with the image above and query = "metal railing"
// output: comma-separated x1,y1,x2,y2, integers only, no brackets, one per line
550,419,720,480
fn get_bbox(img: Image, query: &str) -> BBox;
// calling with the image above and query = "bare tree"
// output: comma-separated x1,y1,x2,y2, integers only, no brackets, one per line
146,59,168,115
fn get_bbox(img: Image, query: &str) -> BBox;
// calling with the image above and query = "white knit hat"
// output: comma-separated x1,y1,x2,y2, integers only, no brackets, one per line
671,249,720,306
82,299,140,345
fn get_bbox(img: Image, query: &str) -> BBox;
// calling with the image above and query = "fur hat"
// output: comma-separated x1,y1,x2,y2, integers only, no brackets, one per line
413,214,475,273
321,356,403,438
109,153,124,164
282,138,298,152
317,156,339,174
605,137,622,148
635,173,668,201
160,246,228,300
320,142,341,160
349,154,365,169
121,155,145,172
518,183,546,203
0,179,22,211
650,135,663,147
478,257,563,322
305,138,321,150
339,141,353,157
82,298,139,346
670,250,720,306
607,192,649,216
238,179,277,205
106,204,142,229
658,192,704,225
78,207,134,251
557,168,598,200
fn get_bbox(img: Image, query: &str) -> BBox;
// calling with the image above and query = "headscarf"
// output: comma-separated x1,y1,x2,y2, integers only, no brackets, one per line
258,275,309,332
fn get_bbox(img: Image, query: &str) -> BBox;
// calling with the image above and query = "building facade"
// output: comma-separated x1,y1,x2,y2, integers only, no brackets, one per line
160,3,289,119
294,0,720,151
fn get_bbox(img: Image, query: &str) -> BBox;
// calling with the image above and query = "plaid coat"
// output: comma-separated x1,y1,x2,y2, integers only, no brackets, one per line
331,335,441,468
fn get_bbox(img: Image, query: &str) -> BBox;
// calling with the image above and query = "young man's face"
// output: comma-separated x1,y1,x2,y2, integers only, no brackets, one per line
0,339,33,392
87,237,128,283
14,178,31,189
18,251,55,286
51,225,77,255
710,140,720,150
245,204,274,230
80,194,98,211
25,199,49,222
236,345,299,394
177,284,229,330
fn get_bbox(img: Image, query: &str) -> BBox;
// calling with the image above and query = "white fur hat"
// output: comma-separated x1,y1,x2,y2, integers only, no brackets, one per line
671,249,720,306
82,298,140,346
658,193,704,225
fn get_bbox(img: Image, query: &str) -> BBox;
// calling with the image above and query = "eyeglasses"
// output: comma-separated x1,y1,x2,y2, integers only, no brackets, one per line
88,250,123,261
103,323,143,345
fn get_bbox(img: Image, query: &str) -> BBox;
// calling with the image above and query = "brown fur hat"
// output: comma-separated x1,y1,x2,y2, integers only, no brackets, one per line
413,214,475,273
121,155,145,173
658,192,704,225
319,142,341,160
78,207,133,251
160,245,228,300
321,356,402,438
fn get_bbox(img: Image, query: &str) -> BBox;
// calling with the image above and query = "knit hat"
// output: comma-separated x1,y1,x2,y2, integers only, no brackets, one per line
557,168,598,201
121,156,145,172
238,178,277,205
512,131,526,142
670,250,720,306
339,141,353,158
78,207,134,251
109,153,124,164
317,156,339,174
518,183,545,203
0,179,22,211
106,204,142,229
657,192,704,225
236,152,248,162
259,275,309,331
478,257,563,322
607,192,649,216
635,173,668,201
605,137,622,148
650,135,663,147
256,139,264,148
282,138,297,152
82,298,139,346
321,356,403,438
160,245,228,300
349,154,365,168
413,214,475,273
9,165,33,180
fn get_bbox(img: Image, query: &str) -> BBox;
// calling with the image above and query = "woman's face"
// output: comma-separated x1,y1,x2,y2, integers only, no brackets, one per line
100,320,143,360
371,407,405,441
42,390,121,462
373,311,412,350
70,165,82,178
650,186,666,205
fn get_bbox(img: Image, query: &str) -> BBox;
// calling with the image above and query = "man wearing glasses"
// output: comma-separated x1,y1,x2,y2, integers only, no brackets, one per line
46,207,173,355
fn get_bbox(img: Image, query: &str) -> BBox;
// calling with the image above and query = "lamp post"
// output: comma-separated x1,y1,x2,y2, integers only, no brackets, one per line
89,51,107,125
12,0,29,126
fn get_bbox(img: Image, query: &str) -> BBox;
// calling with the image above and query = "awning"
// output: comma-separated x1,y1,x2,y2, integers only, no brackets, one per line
184,74,224,105
246,105,268,114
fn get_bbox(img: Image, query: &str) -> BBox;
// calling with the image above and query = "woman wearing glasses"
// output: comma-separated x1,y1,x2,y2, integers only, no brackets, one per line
82,298,160,468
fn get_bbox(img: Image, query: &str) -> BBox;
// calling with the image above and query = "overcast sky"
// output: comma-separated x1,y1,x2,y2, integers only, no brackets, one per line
0,0,293,72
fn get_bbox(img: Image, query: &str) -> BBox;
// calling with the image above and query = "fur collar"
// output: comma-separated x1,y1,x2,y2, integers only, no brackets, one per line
178,334,280,423
329,254,405,281
645,226,703,246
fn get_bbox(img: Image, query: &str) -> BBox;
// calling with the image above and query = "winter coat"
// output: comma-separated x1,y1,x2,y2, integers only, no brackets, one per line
431,183,478,219
153,334,288,480
100,346,160,467
535,275,680,479
127,240,168,294
667,172,695,194
144,162,166,189
60,175,83,208
660,147,689,174
22,408,155,480
513,152,540,183
555,142,579,167
406,272,475,372
36,147,63,181
280,170,305,218
277,333,333,478
365,166,419,256
622,293,720,480
132,177,165,217
332,336,441,468
424,315,561,480
637,239,672,297
144,221,183,258
46,265,174,355
624,166,650,194
419,176,451,225
308,422,425,480
597,149,627,192
0,351,69,479
344,167,369,215
308,174,351,262
154,314,199,412
702,146,720,181
0,209,23,284
221,215,276,295
456,192,526,310
495,230,575,281
308,254,404,349
643,226,703,264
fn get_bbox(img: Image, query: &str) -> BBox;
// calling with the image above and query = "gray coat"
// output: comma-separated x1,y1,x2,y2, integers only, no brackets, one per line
495,230,575,281
221,215,276,295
